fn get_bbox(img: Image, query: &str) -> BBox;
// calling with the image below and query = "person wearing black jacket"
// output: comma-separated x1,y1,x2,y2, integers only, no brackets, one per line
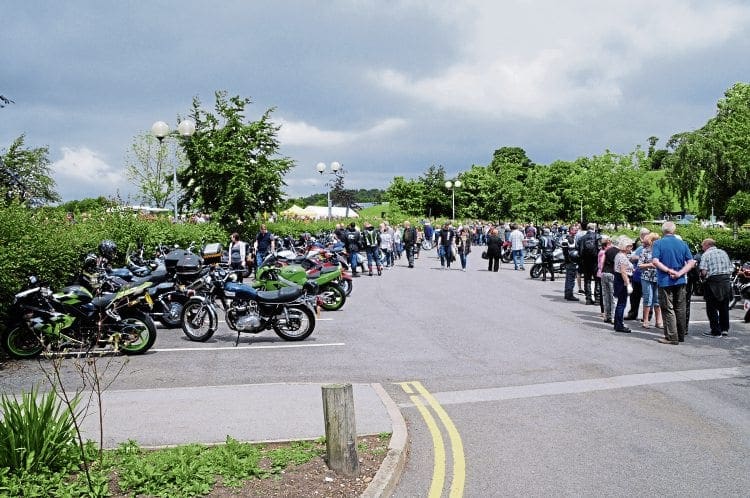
486,227,502,272
576,223,601,305
561,233,579,301
344,222,362,276
402,220,418,268
437,222,456,269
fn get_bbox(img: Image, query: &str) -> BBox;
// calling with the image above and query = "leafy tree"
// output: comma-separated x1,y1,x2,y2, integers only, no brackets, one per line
418,165,450,218
664,82,750,216
182,91,294,227
125,132,188,208
725,191,750,225
0,135,60,206
385,176,425,215
329,166,356,215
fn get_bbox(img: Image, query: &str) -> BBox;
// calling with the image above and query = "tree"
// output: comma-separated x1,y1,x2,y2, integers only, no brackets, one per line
329,166,356,216
418,165,450,219
385,176,425,215
181,91,294,227
725,191,750,225
1,135,60,206
124,132,188,208
664,82,750,216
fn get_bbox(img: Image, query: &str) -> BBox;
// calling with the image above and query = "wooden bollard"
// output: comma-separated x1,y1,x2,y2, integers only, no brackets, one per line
322,383,360,477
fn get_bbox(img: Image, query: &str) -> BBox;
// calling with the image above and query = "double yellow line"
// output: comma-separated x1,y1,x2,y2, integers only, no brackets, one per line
398,381,465,498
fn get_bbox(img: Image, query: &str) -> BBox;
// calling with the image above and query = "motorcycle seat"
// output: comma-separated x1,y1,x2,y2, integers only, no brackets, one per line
91,293,116,309
256,286,303,303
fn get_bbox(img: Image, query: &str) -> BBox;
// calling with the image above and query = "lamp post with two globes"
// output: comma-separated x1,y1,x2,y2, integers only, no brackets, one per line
445,179,462,222
316,161,341,220
151,119,196,221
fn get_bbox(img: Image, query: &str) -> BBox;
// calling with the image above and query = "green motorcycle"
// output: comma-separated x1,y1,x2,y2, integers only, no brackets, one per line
253,254,346,311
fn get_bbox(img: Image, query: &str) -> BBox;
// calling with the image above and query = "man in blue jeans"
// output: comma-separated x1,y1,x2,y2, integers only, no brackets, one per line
509,223,525,270
651,221,695,345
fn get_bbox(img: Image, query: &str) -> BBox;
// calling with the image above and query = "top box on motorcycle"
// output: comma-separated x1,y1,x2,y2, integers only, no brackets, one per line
176,253,203,276
202,243,223,265
164,249,190,274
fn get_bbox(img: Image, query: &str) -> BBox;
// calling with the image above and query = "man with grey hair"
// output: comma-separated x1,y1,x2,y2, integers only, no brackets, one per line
651,221,695,345
699,238,733,337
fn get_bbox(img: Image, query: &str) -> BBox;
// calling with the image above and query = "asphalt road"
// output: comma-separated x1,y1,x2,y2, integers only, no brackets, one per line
2,249,749,497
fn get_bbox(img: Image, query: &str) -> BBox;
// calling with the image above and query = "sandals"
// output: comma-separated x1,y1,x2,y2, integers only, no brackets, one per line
641,322,650,329
655,323,664,329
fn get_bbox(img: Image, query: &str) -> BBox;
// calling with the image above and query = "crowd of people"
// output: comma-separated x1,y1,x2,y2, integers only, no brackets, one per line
253,218,737,345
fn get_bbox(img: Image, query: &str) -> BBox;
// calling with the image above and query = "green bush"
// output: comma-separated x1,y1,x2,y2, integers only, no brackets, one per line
0,203,226,321
0,386,81,473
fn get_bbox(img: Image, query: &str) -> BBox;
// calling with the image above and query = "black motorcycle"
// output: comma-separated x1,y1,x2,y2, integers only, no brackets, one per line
180,266,318,345
2,276,157,359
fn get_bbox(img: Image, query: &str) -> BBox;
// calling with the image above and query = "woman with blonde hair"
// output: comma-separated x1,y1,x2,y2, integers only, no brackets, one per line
638,232,663,329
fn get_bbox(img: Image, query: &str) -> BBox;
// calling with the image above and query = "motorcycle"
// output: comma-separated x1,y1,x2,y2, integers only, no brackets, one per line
180,266,317,344
254,254,347,311
741,282,750,323
500,241,512,263
77,249,193,329
1,276,157,359
529,247,566,279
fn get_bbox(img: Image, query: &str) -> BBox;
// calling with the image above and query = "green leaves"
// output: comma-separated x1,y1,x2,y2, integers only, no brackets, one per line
0,386,80,473
181,91,294,228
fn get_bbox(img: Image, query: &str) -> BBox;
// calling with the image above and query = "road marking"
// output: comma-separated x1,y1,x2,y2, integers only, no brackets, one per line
398,367,748,408
151,342,345,352
412,394,446,498
399,381,465,498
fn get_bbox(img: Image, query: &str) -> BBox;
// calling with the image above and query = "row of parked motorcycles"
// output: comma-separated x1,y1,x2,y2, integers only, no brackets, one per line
2,238,356,359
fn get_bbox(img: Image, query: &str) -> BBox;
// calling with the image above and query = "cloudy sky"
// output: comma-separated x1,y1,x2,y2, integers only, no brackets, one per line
2,0,749,202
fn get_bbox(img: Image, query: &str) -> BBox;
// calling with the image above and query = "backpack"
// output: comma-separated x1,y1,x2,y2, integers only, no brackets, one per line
582,233,598,257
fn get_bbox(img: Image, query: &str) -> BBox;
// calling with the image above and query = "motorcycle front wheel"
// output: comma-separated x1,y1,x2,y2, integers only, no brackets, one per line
319,283,346,311
2,325,43,359
273,304,315,341
421,239,433,251
501,251,512,263
117,311,157,355
181,301,217,342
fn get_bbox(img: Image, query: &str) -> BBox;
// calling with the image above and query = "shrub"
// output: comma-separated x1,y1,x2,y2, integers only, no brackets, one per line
0,386,81,472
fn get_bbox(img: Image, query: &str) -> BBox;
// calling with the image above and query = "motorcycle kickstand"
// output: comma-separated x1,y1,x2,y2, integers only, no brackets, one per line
235,330,241,347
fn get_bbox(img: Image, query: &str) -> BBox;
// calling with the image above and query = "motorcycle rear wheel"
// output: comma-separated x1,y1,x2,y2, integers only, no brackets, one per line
2,325,43,359
529,264,543,279
117,311,157,355
181,301,216,342
319,283,346,311
501,251,512,263
337,278,353,296
421,239,433,251
273,304,315,341
158,300,185,329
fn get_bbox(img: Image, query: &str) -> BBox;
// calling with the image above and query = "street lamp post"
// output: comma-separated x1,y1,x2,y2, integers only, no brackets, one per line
445,179,462,222
151,119,196,221
316,161,341,220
